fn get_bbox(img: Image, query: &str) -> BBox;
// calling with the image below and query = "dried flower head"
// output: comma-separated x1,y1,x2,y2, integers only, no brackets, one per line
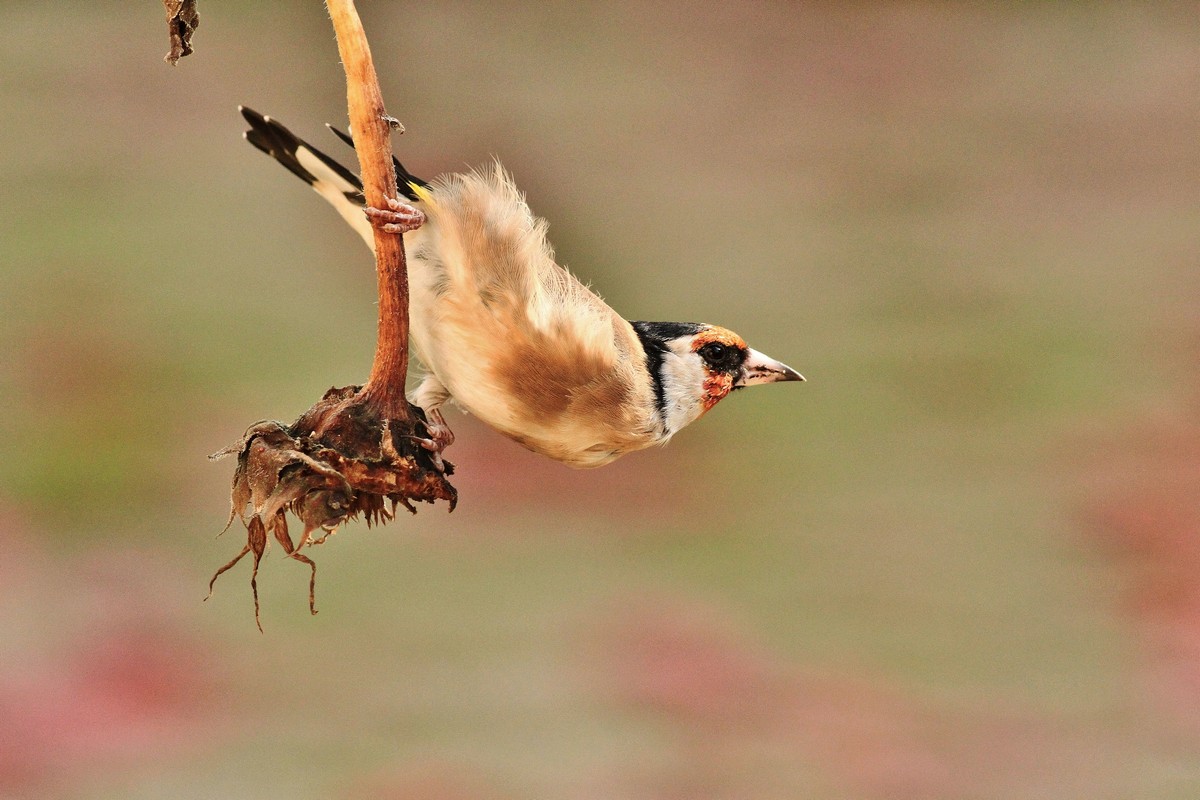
207,386,455,631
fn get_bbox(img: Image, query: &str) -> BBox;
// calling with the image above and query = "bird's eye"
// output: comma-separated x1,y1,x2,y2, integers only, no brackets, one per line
700,343,734,371
697,340,746,373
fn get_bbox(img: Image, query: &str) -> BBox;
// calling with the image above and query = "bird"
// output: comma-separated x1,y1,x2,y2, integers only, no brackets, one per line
239,106,803,469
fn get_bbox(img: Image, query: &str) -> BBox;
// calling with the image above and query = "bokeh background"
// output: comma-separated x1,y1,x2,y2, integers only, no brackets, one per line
2,2,1199,797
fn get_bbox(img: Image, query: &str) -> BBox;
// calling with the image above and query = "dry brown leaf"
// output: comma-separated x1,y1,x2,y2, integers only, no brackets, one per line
163,0,200,65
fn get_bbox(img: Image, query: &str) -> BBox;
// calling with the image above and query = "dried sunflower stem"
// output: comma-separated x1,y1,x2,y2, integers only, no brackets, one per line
205,1,455,631
326,0,412,421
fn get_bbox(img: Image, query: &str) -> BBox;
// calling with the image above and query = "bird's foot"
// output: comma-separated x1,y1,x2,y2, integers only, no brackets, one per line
415,408,455,473
364,196,425,234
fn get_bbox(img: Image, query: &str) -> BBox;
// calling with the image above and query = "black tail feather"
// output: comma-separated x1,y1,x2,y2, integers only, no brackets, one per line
326,123,426,201
240,106,363,194
238,105,427,203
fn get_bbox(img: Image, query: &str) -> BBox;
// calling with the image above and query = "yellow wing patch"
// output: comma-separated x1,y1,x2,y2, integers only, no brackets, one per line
409,182,436,208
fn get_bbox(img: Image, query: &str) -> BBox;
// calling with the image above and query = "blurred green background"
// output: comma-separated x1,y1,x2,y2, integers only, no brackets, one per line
3,2,1199,798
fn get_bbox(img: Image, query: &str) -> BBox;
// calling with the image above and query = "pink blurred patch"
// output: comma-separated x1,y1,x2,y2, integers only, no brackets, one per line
592,596,1120,799
595,598,960,798
0,513,218,796
1080,413,1200,738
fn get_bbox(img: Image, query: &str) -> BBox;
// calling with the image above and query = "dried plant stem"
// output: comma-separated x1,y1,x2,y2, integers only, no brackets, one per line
326,0,412,421
207,1,456,629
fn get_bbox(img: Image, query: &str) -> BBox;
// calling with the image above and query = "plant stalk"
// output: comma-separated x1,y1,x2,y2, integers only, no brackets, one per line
325,0,412,420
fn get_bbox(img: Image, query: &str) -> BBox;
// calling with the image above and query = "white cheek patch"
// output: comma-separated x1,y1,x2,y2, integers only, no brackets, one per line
657,342,707,436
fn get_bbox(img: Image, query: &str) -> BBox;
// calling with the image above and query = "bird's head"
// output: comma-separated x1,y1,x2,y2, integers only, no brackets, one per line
631,321,804,438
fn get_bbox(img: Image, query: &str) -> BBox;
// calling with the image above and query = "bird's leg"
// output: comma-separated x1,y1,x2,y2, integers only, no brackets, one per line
408,408,454,472
422,407,455,449
364,196,425,234
409,373,454,472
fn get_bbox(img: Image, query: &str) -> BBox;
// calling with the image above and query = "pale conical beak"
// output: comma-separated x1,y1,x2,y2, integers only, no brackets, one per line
736,348,805,387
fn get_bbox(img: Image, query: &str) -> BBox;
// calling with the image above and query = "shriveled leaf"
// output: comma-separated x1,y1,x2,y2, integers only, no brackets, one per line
163,0,200,65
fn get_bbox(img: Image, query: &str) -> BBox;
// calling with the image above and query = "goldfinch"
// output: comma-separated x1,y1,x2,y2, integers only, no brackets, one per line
240,107,803,468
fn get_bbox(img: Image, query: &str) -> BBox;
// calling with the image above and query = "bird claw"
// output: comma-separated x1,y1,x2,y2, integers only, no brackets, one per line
364,196,425,234
415,408,454,473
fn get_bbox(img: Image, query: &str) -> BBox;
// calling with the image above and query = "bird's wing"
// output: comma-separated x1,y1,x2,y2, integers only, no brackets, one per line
406,165,658,463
